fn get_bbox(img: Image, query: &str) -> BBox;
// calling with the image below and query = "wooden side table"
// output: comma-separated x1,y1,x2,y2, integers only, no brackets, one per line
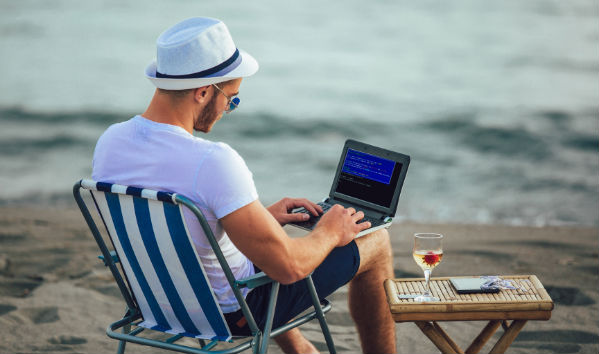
384,275,554,354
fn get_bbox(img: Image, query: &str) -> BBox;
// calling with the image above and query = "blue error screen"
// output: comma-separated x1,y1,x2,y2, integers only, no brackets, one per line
335,149,401,208
341,149,395,184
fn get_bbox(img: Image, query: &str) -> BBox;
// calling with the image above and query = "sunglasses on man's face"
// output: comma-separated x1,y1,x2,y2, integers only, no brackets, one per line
212,84,240,113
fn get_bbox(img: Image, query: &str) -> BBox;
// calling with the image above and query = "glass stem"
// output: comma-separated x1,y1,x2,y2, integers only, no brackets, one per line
424,269,431,295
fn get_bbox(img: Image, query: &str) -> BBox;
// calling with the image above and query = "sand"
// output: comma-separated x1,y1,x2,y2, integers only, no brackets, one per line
0,205,597,353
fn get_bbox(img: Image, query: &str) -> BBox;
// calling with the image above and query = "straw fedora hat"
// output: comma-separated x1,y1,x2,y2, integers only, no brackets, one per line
145,17,259,90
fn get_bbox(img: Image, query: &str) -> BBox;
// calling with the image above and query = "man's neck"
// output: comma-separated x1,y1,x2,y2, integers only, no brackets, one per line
141,90,196,134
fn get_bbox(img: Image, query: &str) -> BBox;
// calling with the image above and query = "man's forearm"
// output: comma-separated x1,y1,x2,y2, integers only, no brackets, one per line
273,227,342,284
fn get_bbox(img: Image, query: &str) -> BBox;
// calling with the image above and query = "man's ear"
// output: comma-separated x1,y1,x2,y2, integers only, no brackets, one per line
194,85,211,102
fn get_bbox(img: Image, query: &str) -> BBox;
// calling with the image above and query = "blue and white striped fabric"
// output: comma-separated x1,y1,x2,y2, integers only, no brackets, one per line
81,179,232,341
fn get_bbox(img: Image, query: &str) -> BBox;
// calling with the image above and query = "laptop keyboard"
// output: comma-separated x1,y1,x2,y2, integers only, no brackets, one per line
292,202,385,230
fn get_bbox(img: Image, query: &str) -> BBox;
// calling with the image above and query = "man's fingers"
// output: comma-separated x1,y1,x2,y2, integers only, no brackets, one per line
330,204,344,212
285,212,310,223
314,202,324,214
302,202,321,216
291,198,322,216
350,210,371,232
357,221,371,231
351,210,365,222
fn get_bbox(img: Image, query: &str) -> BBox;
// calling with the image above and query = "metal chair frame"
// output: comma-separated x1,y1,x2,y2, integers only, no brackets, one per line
73,180,336,354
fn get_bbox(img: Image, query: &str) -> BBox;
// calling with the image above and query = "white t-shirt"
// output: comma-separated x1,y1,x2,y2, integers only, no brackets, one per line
92,115,258,313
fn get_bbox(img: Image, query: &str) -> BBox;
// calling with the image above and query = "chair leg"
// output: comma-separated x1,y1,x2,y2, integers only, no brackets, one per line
306,276,336,354
259,282,280,354
116,323,130,354
116,340,126,354
252,332,262,354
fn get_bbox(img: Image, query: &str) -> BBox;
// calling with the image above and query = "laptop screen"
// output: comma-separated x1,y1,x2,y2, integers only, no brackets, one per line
334,148,403,208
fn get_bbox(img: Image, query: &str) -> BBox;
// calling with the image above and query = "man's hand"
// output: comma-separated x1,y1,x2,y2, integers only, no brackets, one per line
266,198,323,226
314,204,371,247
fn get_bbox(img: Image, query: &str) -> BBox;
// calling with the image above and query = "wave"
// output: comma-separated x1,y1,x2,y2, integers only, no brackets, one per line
0,107,127,126
422,110,598,159
0,134,89,155
0,108,389,159
3,106,596,159
562,134,598,152
424,114,551,159
219,111,392,140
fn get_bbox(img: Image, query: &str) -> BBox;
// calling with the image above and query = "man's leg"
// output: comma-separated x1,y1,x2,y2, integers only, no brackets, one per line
233,238,378,353
274,328,318,354
349,229,396,354
267,241,361,354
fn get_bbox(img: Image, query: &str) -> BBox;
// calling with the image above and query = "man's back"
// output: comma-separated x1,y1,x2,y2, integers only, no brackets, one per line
92,115,258,312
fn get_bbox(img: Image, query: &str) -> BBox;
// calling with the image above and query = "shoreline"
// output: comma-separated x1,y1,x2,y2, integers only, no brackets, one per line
1,205,598,353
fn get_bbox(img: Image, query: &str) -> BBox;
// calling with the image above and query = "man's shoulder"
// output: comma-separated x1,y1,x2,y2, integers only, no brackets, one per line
203,141,249,168
94,117,135,150
207,141,238,156
97,116,136,137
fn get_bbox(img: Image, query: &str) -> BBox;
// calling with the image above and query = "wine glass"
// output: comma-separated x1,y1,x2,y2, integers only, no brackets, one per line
413,233,443,302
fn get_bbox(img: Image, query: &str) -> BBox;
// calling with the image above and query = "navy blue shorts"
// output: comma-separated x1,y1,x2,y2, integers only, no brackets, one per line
224,240,360,335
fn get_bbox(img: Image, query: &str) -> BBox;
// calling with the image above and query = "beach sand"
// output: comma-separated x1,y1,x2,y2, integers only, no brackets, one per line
1,205,597,353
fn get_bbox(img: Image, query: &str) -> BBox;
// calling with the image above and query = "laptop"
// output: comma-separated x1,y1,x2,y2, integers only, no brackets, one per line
289,139,410,237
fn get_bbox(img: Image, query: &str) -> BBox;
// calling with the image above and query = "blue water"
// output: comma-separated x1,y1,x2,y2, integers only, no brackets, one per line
1,0,597,226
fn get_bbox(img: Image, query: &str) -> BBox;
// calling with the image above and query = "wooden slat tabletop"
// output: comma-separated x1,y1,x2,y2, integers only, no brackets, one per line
385,275,554,322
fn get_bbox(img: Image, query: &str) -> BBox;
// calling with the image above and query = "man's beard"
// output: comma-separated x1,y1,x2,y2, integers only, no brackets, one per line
193,94,219,133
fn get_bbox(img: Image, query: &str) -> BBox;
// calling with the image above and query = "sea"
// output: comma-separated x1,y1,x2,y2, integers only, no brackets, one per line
1,0,597,227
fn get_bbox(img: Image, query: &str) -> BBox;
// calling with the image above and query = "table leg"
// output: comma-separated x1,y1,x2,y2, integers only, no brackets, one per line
432,321,464,354
489,320,527,354
415,321,460,354
465,320,501,354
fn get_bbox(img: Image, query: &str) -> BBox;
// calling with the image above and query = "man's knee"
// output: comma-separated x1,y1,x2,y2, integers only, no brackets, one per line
355,228,393,275
362,228,392,258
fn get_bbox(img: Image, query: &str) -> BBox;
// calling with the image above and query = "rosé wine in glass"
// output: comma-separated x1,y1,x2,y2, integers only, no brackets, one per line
413,250,443,270
413,233,443,302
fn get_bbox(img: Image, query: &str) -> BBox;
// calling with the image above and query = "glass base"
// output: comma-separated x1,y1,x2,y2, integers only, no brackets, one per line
414,294,440,302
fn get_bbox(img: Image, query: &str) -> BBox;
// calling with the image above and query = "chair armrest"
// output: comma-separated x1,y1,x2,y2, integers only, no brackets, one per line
98,250,120,264
235,271,274,289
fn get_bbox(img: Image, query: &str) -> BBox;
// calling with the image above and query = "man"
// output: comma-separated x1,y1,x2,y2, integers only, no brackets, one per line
92,17,396,354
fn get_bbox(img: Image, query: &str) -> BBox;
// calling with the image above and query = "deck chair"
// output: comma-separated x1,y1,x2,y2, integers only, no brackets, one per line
73,179,336,354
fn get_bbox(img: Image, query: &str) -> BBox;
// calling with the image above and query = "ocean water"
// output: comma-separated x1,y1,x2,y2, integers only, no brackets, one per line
1,0,597,226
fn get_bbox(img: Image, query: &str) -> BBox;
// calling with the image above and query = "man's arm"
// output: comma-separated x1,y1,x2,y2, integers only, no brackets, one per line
220,200,371,284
